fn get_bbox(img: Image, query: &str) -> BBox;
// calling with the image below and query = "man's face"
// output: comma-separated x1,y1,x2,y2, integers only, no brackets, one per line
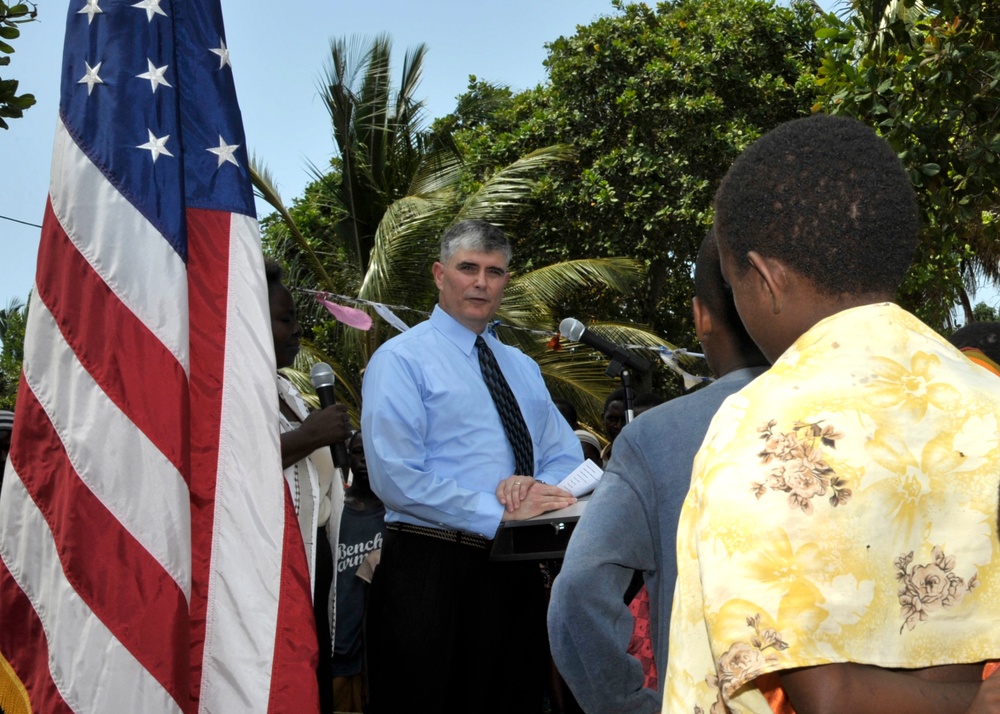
602,400,626,441
269,286,302,369
349,434,367,478
433,248,510,334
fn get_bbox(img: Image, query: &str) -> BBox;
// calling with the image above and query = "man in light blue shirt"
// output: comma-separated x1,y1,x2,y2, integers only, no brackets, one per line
361,220,581,713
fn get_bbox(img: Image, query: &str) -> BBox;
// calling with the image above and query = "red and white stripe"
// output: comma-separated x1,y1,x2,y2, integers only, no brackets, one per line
0,116,317,712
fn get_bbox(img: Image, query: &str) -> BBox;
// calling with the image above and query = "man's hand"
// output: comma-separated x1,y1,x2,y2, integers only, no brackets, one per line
500,482,576,522
496,475,534,512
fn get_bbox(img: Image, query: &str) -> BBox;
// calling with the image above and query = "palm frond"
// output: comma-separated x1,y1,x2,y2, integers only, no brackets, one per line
456,145,576,227
502,258,645,327
358,194,452,305
407,147,465,197
396,43,429,127
251,158,338,292
284,340,363,421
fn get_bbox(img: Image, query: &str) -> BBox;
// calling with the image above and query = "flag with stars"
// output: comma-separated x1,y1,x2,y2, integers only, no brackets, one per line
0,1,319,712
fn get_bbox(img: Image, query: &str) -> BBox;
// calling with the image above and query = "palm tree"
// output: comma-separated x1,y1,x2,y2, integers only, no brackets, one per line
0,297,25,345
0,296,27,410
824,0,1000,326
252,34,679,428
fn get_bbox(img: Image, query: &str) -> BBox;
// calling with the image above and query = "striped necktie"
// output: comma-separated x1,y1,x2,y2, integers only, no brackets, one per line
476,335,534,476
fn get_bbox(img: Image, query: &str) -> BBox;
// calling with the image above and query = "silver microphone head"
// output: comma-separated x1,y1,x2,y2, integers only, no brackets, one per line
559,317,585,342
309,362,336,389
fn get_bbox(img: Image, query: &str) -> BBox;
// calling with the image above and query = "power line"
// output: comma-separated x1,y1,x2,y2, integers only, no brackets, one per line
0,214,43,229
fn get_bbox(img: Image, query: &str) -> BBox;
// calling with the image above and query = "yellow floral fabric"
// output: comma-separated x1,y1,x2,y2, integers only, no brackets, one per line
664,303,1000,714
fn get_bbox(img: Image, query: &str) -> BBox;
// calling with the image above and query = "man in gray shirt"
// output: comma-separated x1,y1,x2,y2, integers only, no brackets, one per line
548,230,769,713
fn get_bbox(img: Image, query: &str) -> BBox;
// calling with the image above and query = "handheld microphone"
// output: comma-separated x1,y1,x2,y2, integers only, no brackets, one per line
559,318,652,374
309,362,350,471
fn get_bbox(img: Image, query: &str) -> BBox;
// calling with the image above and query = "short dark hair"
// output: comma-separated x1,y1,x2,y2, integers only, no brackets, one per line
694,230,761,358
264,258,284,295
551,397,579,430
714,114,918,295
949,321,1000,363
440,220,511,266
634,392,664,410
603,388,625,414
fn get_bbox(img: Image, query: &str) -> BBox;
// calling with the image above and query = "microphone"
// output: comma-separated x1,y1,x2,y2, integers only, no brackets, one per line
559,318,651,374
309,362,350,471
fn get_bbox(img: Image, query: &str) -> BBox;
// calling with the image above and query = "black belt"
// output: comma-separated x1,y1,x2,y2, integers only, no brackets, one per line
387,522,490,550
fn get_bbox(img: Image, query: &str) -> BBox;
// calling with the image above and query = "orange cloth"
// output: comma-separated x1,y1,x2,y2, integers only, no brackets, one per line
984,660,1000,680
961,347,1000,378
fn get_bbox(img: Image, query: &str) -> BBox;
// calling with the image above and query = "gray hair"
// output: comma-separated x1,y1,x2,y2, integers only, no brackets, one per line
439,220,511,267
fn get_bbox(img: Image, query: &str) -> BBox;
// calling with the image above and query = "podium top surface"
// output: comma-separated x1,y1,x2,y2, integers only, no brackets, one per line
499,494,589,529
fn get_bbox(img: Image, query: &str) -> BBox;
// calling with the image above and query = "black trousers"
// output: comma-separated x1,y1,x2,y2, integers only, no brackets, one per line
314,527,335,713
366,528,547,714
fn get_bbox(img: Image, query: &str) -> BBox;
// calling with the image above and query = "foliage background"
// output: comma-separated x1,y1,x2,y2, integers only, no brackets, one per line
445,0,821,372
816,0,1000,329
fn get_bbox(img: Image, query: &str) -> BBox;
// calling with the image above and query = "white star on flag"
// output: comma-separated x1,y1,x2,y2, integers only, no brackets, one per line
131,0,167,22
78,61,104,95
137,129,174,163
210,38,231,69
207,136,240,168
77,0,103,24
137,59,172,93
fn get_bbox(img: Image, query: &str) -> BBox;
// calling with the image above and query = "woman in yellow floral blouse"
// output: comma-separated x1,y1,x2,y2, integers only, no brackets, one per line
665,115,1000,714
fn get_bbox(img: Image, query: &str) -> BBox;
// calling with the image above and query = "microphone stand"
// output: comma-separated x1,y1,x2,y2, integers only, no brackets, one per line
604,348,643,425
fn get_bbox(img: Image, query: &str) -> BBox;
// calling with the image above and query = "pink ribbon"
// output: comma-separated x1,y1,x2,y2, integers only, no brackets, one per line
315,296,373,330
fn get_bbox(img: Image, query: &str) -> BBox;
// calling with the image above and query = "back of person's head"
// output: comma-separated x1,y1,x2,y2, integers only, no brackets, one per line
949,321,1000,364
264,257,284,295
633,391,665,418
551,397,579,430
714,114,918,297
694,229,765,364
440,220,511,266
574,428,602,464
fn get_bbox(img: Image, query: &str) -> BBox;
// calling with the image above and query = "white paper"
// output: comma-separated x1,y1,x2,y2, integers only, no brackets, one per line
557,459,604,497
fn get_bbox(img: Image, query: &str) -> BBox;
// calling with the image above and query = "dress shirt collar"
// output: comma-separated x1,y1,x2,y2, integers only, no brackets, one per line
430,304,494,356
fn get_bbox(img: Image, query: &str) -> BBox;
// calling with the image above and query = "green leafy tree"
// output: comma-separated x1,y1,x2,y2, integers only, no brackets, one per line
816,0,1000,328
0,1,37,130
0,296,27,410
255,34,670,427
972,301,999,322
448,0,822,362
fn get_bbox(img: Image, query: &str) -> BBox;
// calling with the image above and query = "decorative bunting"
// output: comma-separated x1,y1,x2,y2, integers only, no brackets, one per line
658,348,714,390
371,302,410,333
315,296,373,330
294,287,712,386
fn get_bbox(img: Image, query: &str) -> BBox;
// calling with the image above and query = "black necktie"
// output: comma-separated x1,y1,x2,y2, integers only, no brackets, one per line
476,336,534,477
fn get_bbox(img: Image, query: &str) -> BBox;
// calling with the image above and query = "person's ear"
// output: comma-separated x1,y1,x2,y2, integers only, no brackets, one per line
432,261,445,291
693,296,713,343
747,251,788,314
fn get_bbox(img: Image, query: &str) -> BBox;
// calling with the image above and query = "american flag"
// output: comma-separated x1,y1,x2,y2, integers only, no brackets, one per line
0,1,319,712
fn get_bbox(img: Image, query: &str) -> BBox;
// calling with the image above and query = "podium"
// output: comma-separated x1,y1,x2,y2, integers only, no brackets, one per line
489,496,589,561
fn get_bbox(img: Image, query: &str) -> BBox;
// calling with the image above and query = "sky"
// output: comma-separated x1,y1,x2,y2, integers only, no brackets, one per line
12,0,955,324
0,0,626,306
